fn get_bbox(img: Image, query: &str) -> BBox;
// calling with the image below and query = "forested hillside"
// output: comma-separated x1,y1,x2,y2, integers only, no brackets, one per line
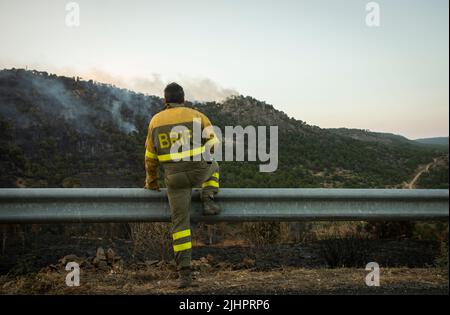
0,69,447,189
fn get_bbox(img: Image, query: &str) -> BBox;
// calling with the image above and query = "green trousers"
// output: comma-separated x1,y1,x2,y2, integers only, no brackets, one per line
163,160,219,269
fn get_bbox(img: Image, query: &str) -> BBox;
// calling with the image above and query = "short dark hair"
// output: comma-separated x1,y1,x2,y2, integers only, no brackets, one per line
164,82,185,104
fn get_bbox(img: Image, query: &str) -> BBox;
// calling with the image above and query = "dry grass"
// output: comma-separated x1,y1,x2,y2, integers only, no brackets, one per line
1,266,447,295
128,223,173,262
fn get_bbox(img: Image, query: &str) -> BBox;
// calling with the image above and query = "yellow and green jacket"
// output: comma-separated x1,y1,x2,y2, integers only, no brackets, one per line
144,103,219,188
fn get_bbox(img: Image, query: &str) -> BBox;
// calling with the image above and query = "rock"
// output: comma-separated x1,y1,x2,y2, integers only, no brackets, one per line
206,254,215,264
192,259,212,271
93,250,109,270
92,257,100,265
144,260,159,266
106,248,115,262
58,254,82,265
95,247,106,261
216,262,231,270
203,263,212,270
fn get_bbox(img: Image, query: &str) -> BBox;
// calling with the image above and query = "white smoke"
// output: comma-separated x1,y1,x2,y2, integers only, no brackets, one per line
111,100,137,134
83,69,239,102
1,66,238,134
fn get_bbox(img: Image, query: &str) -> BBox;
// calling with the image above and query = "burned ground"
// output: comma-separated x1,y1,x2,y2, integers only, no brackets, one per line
0,233,447,295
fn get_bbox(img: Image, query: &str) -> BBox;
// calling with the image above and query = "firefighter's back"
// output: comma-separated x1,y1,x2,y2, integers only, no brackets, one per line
148,103,217,173
144,83,220,289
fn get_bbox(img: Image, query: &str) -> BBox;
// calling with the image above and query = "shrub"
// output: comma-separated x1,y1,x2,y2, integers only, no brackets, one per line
242,222,282,247
364,221,414,240
129,223,173,262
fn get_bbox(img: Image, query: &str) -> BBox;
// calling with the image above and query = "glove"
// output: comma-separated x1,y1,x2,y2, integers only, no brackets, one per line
144,179,160,191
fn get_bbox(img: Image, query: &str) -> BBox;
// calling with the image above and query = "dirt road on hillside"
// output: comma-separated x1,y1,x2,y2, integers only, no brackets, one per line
405,156,447,189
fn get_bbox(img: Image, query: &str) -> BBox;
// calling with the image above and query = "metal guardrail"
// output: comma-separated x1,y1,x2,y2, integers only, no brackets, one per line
0,188,448,223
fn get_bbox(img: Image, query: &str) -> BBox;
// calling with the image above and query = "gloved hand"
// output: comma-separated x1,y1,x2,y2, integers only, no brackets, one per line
144,179,160,191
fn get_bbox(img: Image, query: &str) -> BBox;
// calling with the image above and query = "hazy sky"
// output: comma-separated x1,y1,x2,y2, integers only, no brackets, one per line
0,0,448,139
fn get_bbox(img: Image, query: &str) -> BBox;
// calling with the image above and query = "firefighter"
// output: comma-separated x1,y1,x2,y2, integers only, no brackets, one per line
144,82,220,288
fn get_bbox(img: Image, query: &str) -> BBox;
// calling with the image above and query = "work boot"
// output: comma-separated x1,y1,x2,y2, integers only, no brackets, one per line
178,267,192,289
202,194,221,215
